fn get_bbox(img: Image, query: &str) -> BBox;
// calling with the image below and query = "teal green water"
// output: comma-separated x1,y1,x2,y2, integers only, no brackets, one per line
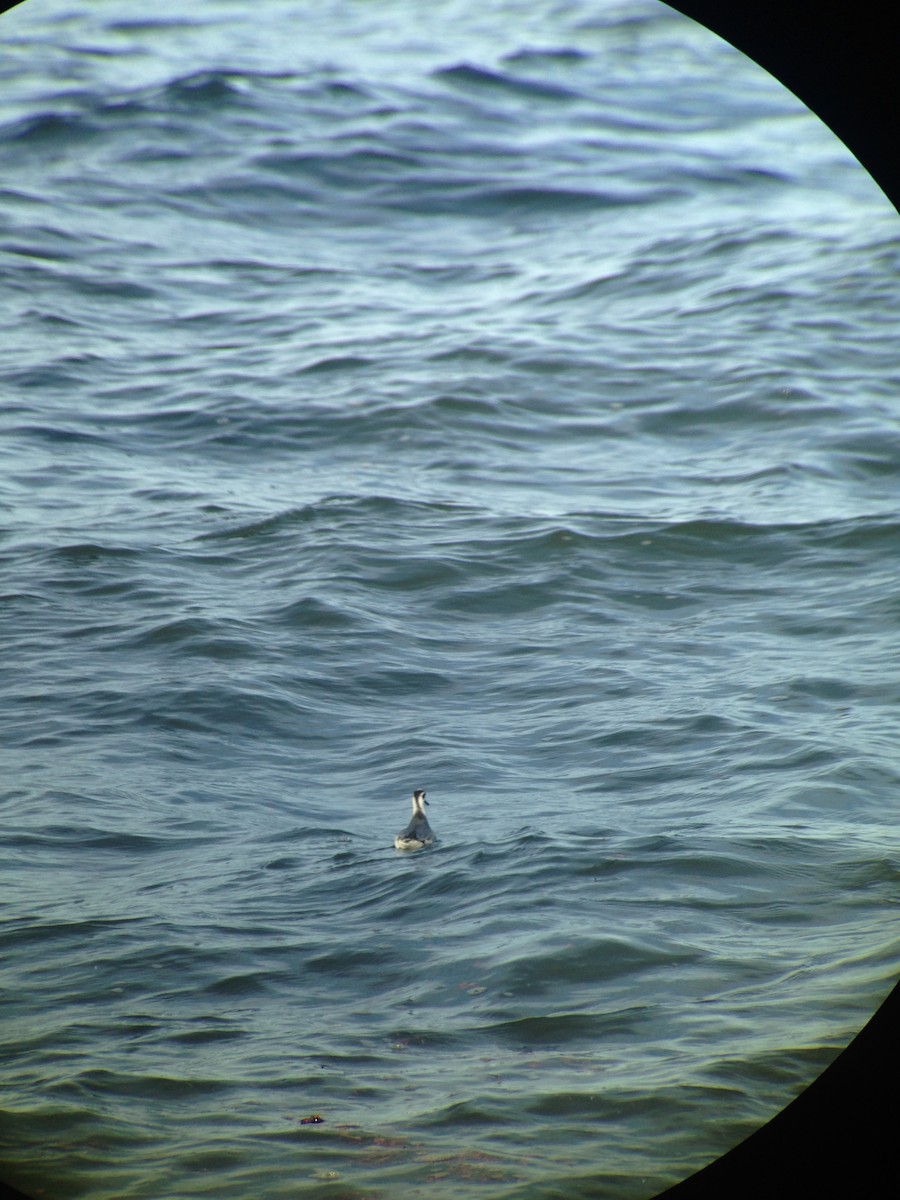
1,1,898,1197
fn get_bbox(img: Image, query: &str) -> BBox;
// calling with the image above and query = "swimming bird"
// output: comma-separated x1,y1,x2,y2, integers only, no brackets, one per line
394,788,435,851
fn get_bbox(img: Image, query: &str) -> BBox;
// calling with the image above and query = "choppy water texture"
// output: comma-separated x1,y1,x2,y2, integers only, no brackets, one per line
1,1,899,1197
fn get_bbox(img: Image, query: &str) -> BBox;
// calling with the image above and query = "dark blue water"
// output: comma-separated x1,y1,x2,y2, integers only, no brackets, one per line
1,1,898,1197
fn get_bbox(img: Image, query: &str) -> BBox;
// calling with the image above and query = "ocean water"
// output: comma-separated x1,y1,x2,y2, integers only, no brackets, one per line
1,0,898,1197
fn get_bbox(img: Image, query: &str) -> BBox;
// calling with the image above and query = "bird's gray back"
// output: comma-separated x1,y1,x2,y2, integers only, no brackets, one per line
402,814,433,840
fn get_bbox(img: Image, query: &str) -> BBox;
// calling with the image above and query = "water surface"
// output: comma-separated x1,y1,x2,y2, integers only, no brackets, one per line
1,1,898,1197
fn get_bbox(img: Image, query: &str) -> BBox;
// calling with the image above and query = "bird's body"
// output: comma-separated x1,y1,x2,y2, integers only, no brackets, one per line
394,788,435,851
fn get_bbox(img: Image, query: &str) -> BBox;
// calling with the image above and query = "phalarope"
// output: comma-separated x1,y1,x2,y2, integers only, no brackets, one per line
394,788,435,852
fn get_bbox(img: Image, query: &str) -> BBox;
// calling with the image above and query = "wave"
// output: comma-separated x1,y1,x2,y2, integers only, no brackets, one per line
434,61,584,103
